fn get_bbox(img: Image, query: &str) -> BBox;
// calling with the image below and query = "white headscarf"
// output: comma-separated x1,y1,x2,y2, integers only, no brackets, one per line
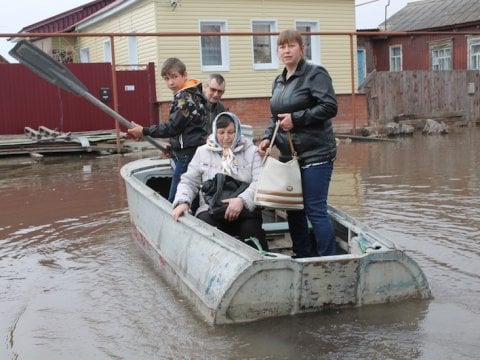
206,112,244,176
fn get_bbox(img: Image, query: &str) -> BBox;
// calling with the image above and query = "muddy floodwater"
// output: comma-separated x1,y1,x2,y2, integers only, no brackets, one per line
1,128,479,359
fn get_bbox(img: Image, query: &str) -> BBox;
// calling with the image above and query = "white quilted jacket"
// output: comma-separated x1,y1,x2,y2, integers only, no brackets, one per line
173,136,262,215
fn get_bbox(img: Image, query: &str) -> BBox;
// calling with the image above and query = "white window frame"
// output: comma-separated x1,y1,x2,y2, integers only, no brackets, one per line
429,39,452,71
103,39,112,63
128,35,138,66
389,45,402,72
467,36,480,70
295,20,321,65
251,19,278,70
80,47,90,63
199,20,229,71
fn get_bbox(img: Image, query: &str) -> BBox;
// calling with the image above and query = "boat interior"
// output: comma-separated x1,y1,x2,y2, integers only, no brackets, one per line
142,170,385,257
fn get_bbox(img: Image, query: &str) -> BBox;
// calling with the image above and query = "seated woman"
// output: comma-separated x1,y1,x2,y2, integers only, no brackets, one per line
172,112,268,251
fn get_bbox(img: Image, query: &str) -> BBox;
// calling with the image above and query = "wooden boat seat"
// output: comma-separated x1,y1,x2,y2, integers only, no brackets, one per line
262,221,314,234
263,221,349,255
262,221,290,234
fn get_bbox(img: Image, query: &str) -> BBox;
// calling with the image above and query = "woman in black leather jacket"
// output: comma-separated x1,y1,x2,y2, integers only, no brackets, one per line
258,29,337,257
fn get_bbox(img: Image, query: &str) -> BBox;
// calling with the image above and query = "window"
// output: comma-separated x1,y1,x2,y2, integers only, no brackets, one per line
468,36,480,70
295,21,320,64
128,35,138,66
200,21,229,71
430,40,452,70
357,48,366,85
80,47,90,63
251,20,277,70
103,39,112,63
431,48,452,70
389,45,402,72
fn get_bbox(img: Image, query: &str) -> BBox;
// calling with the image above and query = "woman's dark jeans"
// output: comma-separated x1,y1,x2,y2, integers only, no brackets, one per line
287,161,336,257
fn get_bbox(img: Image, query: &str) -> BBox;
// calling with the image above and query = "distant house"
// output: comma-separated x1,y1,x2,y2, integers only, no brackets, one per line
14,0,117,63
11,0,368,133
364,0,480,72
357,0,480,126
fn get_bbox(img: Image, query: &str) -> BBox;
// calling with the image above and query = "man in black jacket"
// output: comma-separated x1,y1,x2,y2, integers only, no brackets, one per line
204,73,228,133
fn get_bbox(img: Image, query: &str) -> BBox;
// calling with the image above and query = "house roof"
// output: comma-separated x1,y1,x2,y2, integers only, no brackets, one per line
18,0,118,34
382,0,480,31
76,0,138,30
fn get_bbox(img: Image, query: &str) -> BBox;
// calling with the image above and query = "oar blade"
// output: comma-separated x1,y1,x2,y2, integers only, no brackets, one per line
9,40,88,96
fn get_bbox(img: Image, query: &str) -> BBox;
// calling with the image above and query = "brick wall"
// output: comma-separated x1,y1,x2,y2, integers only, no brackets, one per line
158,93,368,137
335,94,369,134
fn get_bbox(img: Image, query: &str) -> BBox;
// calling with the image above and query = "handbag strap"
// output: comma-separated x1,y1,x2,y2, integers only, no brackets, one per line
286,130,297,158
263,121,297,165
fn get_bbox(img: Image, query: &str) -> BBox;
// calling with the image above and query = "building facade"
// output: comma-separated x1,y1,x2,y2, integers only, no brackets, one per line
13,0,367,133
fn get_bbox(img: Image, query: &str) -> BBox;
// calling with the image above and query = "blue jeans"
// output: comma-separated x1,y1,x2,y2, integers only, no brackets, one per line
168,154,193,203
287,161,336,257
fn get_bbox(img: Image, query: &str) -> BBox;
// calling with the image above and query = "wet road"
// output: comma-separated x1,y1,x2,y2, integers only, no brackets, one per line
1,128,479,359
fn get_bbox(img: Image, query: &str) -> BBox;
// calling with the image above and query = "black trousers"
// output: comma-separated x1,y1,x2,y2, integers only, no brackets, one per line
197,210,268,251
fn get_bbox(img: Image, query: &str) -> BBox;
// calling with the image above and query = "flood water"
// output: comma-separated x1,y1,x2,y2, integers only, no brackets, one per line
1,128,479,360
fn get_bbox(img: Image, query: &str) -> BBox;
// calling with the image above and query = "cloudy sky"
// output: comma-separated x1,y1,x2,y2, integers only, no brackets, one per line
0,0,416,61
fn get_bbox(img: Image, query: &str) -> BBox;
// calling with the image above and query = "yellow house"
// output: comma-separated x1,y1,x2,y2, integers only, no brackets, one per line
76,0,354,92
18,0,365,132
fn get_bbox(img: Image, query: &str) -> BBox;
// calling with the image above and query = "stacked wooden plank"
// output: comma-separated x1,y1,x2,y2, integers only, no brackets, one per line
0,127,126,156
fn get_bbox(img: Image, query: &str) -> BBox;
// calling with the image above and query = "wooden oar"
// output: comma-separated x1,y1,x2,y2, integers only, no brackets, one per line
9,40,176,159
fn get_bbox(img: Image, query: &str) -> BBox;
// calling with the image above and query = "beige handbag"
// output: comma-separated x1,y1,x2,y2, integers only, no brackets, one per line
254,121,304,210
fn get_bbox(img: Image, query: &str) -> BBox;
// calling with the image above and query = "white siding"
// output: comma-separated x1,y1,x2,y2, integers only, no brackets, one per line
78,1,157,65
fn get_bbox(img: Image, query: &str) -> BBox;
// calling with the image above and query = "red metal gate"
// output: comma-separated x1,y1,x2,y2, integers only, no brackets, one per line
0,62,158,135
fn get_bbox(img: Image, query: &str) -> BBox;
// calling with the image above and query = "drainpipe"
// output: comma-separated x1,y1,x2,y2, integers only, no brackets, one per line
349,33,357,135
384,0,391,30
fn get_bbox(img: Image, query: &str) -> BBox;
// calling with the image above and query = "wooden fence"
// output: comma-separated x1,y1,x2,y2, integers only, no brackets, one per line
363,70,480,126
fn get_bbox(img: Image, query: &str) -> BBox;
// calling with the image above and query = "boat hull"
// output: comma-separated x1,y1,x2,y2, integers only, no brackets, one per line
121,158,431,324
